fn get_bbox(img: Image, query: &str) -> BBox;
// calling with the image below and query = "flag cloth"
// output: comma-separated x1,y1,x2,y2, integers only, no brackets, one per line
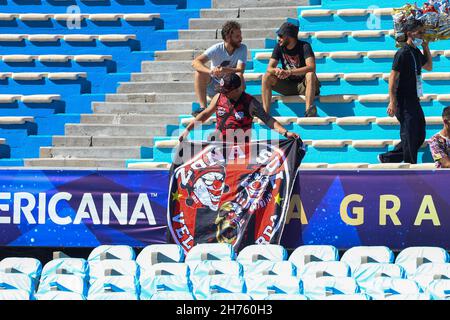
167,138,305,252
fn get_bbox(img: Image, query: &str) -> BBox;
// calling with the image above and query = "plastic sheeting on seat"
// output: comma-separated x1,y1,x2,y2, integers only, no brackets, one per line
88,275,139,297
353,263,406,286
37,274,86,296
88,245,136,261
137,244,184,273
41,258,88,280
288,245,339,270
0,273,34,293
340,246,394,273
303,276,360,300
297,261,351,281
242,261,296,277
88,260,139,284
193,275,245,300
320,293,371,300
0,257,42,282
411,263,450,290
395,247,449,277
426,279,450,300
0,289,32,300
246,275,302,300
237,244,287,265
185,243,235,271
87,292,139,300
140,263,192,300
192,261,243,278
360,277,421,300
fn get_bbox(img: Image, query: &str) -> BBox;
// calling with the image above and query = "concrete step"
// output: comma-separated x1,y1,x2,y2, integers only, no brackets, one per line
189,18,287,30
212,0,308,8
65,123,167,136
200,6,298,19
131,72,194,82
106,93,156,103
154,50,203,61
40,146,145,159
118,81,194,94
141,60,194,73
178,29,277,40
92,102,193,114
167,38,268,50
52,135,154,147
24,158,127,168
81,113,180,125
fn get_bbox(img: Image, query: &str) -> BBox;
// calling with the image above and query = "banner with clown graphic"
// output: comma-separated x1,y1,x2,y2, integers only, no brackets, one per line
167,138,305,252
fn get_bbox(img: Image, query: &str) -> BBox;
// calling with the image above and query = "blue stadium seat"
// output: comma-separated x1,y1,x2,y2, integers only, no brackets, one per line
242,261,296,277
0,272,34,294
411,263,450,291
136,244,185,273
320,293,372,300
353,263,406,286
0,257,42,282
87,275,139,300
297,261,351,280
246,275,302,300
237,244,287,264
288,245,339,271
88,260,139,284
340,246,394,273
140,263,192,300
303,276,360,300
150,291,195,300
0,288,32,300
264,293,308,300
192,275,245,300
210,293,253,300
185,243,236,271
36,274,87,297
359,278,422,300
395,247,449,277
88,245,136,261
426,279,450,300
40,258,88,280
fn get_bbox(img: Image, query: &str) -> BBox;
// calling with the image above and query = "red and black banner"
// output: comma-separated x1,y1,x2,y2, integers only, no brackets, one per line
167,138,305,252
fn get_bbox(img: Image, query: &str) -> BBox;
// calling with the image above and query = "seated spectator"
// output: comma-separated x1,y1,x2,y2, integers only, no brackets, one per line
429,106,450,168
191,20,247,117
262,22,321,117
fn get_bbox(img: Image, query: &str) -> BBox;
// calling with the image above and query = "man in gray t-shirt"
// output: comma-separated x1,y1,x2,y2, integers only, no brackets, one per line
191,20,247,116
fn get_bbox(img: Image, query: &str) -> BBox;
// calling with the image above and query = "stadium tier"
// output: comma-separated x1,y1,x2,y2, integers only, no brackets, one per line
0,244,449,300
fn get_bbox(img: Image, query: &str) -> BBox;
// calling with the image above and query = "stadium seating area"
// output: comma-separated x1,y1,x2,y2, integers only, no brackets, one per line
0,0,443,168
0,244,449,300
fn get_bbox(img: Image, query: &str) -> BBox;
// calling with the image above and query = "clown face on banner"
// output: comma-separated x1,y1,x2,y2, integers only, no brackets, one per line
167,139,305,252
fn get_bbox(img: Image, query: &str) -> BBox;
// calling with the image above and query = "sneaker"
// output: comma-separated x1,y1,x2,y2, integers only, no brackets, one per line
304,105,318,117
191,107,206,117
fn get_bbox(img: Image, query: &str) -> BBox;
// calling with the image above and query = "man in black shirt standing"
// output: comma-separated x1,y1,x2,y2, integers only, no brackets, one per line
378,19,433,164
262,22,321,117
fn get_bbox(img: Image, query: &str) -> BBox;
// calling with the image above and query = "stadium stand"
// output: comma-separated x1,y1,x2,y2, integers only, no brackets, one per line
1,243,448,300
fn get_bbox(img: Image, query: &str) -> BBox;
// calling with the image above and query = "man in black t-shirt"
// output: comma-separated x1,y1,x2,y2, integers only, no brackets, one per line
378,19,433,164
262,22,321,117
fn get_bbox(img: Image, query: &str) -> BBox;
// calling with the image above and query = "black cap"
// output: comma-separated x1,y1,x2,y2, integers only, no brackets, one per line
216,73,241,94
276,22,299,38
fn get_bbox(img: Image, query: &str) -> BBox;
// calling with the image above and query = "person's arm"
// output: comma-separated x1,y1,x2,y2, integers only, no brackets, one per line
387,70,400,117
191,53,212,75
289,56,316,77
422,41,433,71
430,137,450,168
179,94,219,141
249,99,300,139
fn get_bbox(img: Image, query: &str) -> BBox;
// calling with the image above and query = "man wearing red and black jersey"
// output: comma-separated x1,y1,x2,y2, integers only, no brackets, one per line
179,73,299,142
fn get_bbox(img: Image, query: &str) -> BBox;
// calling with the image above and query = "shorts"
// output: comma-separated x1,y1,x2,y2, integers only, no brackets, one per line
272,75,321,96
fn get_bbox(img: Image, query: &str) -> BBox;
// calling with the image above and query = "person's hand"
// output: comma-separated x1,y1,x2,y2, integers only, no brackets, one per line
179,130,189,142
211,67,223,77
279,69,292,80
422,39,429,48
286,131,300,139
387,101,397,117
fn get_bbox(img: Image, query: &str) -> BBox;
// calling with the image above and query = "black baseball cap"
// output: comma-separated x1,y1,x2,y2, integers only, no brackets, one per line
217,73,241,94
276,22,299,38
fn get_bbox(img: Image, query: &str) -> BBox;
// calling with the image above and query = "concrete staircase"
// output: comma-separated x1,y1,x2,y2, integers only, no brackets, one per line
25,0,309,168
